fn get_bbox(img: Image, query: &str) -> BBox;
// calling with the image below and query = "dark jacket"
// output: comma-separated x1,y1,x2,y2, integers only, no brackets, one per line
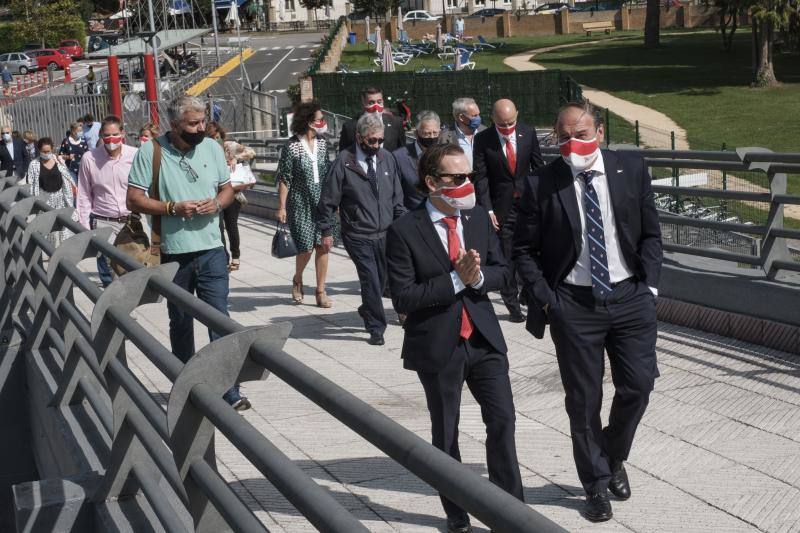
392,142,426,210
473,122,544,224
0,138,31,178
339,112,405,153
316,146,406,238
438,123,487,147
387,203,510,372
512,149,663,339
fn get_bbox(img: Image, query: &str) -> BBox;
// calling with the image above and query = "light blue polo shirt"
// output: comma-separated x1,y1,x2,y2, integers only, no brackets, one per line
128,134,231,254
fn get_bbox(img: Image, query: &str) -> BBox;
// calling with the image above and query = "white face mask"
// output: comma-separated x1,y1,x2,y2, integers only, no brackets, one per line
40,153,54,161
104,142,120,152
559,137,601,172
2,133,11,142
431,179,476,211
312,125,328,136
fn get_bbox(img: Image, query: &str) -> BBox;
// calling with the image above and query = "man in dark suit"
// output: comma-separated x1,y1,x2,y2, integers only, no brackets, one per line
438,97,486,170
512,102,662,522
474,99,544,323
338,86,405,153
319,113,406,346
0,124,31,180
387,144,523,533
393,109,441,210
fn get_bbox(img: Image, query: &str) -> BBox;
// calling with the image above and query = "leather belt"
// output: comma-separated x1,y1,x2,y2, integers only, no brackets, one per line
91,213,128,223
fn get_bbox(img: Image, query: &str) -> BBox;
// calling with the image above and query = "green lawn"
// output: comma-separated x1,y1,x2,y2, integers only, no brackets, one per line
533,31,800,156
339,32,644,73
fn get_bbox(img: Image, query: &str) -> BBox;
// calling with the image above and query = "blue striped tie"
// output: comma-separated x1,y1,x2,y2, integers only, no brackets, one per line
581,170,612,301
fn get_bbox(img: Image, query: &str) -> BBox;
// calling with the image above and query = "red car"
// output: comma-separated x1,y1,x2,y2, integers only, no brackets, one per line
59,39,84,60
26,49,73,71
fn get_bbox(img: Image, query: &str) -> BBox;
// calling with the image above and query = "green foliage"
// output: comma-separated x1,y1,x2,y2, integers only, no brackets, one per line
351,0,402,19
1,0,87,53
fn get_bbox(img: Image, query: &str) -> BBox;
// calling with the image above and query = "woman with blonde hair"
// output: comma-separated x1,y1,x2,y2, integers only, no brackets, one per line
220,139,256,271
138,123,159,145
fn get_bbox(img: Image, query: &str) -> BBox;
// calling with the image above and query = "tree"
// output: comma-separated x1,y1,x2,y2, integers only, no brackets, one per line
749,0,793,87
299,0,328,24
708,0,746,51
351,0,401,21
644,0,660,48
6,0,86,50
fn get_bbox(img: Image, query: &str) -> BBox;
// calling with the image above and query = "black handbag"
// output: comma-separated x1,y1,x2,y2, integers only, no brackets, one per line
271,222,298,258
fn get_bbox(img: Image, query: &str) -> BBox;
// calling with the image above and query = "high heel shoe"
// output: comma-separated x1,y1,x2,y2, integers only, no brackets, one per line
291,276,303,303
315,290,332,308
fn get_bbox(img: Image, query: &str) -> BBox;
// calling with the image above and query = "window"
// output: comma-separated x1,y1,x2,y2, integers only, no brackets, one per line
475,0,486,5
447,0,457,8
284,0,294,10
0,55,7,62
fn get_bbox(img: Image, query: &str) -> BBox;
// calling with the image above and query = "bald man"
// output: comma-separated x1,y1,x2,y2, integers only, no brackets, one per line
473,99,543,322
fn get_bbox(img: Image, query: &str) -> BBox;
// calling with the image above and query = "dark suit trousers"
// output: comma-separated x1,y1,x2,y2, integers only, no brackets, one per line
342,232,387,334
549,279,658,493
417,330,523,523
499,200,521,313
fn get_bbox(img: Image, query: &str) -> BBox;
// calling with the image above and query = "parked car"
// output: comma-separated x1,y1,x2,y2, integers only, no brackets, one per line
88,34,120,52
468,8,507,17
402,10,440,21
26,49,73,71
59,39,84,59
0,52,39,74
534,2,569,13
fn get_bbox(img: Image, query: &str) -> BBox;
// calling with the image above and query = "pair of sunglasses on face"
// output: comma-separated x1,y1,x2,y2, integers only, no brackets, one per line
435,171,475,186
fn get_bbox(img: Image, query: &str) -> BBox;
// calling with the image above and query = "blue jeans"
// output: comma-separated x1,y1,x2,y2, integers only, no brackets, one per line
89,214,119,288
162,247,230,363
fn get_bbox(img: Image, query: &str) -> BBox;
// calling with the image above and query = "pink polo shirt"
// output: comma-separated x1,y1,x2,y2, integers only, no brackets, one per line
76,144,138,229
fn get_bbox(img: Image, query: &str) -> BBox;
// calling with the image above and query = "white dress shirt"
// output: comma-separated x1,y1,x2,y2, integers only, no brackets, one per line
355,144,373,176
5,140,13,161
425,200,484,293
496,126,517,158
455,127,475,169
564,155,638,287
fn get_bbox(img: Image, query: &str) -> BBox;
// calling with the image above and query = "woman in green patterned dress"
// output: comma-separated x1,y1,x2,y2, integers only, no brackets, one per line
276,100,334,308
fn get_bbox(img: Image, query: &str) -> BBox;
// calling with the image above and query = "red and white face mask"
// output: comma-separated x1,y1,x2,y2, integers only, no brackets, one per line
559,137,600,171
432,179,476,210
496,123,516,137
103,135,124,152
364,103,384,114
310,119,328,136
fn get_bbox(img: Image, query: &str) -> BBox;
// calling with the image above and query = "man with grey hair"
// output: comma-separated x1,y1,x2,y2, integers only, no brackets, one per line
393,110,441,210
127,96,250,411
439,97,486,169
317,113,406,345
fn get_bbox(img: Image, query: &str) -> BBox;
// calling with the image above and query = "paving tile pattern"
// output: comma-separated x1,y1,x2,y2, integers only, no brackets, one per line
74,216,800,532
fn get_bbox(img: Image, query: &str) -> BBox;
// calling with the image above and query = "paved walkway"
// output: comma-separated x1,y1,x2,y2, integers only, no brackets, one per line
77,216,800,532
504,42,690,150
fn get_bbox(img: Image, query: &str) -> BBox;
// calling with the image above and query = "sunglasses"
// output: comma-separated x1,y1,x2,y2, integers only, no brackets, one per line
436,172,475,186
363,137,384,145
179,156,198,182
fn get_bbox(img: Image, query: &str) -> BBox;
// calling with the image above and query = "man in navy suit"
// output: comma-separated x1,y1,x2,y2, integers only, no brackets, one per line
393,109,441,210
513,102,662,522
0,124,31,180
473,99,544,323
387,144,523,533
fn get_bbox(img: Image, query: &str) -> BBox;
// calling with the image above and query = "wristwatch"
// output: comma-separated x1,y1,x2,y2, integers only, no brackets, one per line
214,199,222,213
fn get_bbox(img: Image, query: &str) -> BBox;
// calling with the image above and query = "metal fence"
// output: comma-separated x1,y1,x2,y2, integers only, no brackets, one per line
312,69,582,128
0,177,564,531
0,92,110,143
539,146,800,276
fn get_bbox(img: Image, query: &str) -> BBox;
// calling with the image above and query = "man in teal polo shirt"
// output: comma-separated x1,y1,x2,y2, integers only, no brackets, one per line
126,95,249,410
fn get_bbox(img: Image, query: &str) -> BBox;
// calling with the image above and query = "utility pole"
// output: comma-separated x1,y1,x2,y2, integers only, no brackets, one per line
211,0,222,67
147,0,161,92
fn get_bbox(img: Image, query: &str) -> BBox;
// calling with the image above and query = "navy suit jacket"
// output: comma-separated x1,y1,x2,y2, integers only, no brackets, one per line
392,142,426,210
512,149,663,338
0,139,30,178
387,202,510,372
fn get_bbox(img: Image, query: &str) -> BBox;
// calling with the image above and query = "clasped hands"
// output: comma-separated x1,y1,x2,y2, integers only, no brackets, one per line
454,248,481,287
172,198,219,219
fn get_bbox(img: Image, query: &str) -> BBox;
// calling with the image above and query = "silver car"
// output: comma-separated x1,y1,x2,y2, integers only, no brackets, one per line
0,52,38,74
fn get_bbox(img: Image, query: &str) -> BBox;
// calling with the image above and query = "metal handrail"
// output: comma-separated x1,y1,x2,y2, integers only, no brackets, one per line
0,178,565,532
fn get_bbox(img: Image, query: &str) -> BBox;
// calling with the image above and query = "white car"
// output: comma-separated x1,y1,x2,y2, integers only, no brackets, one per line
403,10,440,21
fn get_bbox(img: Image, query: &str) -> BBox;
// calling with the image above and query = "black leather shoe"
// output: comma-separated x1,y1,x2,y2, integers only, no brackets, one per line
508,310,526,323
446,518,473,533
367,333,385,346
582,489,613,522
609,461,631,500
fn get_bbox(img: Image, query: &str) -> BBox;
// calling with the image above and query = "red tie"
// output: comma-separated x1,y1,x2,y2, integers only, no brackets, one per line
505,136,517,174
443,216,474,340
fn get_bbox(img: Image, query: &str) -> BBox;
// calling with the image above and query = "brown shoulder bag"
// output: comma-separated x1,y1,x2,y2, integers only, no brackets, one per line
110,139,163,276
